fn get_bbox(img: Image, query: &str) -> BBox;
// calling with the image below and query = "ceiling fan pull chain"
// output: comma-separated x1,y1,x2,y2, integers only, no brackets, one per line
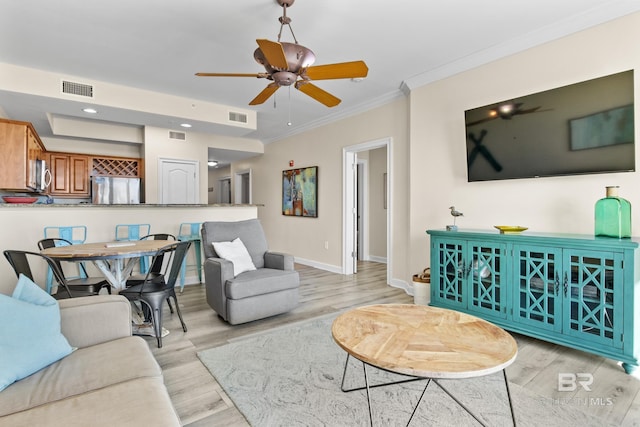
287,86,293,126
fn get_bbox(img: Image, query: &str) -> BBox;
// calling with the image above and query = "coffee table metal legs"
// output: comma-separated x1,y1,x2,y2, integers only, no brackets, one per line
339,354,517,427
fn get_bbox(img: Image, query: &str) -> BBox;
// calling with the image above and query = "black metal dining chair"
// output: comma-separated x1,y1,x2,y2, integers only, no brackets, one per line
119,240,191,347
125,233,176,287
3,250,94,299
37,238,111,295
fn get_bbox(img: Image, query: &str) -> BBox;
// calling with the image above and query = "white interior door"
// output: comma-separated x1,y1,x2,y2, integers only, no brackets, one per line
159,159,198,204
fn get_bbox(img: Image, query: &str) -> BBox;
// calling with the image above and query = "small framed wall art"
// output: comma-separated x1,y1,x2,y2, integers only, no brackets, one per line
282,166,318,217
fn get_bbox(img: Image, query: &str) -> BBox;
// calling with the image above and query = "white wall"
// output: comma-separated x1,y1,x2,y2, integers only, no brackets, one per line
233,97,409,277
143,127,262,204
409,12,640,277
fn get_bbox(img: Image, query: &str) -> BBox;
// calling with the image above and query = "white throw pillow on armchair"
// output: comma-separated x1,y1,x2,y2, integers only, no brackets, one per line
212,238,257,276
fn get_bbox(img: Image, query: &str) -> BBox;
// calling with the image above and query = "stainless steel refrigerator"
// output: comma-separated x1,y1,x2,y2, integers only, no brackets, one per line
91,176,140,204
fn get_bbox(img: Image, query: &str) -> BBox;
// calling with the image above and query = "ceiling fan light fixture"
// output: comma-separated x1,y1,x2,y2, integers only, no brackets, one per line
208,160,218,167
273,71,298,86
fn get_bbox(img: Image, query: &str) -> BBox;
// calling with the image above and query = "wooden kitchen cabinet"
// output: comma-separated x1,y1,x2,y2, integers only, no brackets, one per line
0,118,47,191
47,152,91,196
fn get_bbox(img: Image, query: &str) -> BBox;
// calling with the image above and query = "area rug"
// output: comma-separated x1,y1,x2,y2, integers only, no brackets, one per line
197,315,612,427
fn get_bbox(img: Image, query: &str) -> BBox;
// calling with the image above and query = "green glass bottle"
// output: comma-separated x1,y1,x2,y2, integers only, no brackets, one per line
594,186,631,238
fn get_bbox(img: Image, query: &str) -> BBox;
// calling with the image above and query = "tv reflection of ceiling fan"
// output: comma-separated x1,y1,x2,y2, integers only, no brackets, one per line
466,102,544,127
195,0,368,108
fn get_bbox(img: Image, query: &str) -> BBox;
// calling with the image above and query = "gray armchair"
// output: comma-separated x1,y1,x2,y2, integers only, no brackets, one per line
201,219,300,325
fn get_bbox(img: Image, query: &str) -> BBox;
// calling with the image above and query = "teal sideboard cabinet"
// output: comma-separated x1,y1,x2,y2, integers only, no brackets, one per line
427,229,640,373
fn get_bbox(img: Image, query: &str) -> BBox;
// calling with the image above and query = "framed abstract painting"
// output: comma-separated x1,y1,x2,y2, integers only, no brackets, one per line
282,166,318,217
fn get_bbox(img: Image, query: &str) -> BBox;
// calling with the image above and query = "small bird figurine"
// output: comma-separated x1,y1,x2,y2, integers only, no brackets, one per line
449,206,464,225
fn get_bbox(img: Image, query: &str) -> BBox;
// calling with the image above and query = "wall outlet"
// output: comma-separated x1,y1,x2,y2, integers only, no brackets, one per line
324,241,329,250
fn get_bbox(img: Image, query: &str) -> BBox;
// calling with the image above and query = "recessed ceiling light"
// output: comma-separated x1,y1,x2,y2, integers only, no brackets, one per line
208,160,218,167
82,108,98,114
180,123,192,128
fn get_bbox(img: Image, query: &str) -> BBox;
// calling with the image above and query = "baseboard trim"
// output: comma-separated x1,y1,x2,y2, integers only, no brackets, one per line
294,257,343,274
367,255,388,264
389,278,411,295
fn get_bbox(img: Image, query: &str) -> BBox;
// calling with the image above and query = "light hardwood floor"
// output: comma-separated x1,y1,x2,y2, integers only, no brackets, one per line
148,262,640,426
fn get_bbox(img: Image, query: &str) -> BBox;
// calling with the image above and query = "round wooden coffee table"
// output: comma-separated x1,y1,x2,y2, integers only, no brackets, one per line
332,304,518,426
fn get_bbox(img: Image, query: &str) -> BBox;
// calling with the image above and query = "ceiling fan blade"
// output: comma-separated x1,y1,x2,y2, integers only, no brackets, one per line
195,72,269,78
249,83,280,106
256,39,288,70
295,81,341,107
515,106,542,115
304,61,368,80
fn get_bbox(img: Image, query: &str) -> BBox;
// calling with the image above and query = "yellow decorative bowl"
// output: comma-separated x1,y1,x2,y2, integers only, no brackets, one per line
494,225,528,234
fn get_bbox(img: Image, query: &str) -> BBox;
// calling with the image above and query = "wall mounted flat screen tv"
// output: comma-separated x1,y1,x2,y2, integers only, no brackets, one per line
465,70,635,182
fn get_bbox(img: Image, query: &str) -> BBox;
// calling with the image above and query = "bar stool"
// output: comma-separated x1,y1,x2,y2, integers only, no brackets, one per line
177,222,202,292
43,225,88,290
115,224,151,272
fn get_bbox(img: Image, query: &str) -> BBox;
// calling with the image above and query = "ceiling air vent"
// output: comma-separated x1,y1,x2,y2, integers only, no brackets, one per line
61,80,94,98
228,111,248,124
169,131,186,141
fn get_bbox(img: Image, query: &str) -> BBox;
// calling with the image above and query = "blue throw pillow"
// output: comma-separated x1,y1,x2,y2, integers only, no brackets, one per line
0,274,73,391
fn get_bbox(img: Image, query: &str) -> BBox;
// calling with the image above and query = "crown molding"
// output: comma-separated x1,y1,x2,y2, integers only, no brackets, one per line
402,2,640,92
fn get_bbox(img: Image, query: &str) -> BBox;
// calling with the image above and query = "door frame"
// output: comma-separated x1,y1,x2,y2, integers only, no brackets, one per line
342,137,392,283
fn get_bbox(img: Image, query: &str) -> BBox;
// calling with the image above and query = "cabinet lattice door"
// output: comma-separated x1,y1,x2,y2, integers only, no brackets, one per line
468,243,506,318
513,245,563,333
433,239,464,307
564,250,622,348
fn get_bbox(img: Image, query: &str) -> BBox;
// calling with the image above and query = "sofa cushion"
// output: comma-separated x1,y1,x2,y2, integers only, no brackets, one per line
0,275,73,392
0,336,160,416
212,237,256,276
0,377,180,427
225,268,300,300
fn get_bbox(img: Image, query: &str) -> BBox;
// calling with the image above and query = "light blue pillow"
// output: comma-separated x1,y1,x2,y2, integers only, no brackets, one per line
0,274,73,391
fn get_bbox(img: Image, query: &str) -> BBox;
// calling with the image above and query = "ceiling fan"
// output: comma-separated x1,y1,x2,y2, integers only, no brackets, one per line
195,0,368,108
465,102,544,127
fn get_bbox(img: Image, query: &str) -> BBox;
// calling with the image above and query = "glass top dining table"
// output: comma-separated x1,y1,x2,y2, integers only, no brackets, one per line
40,239,173,292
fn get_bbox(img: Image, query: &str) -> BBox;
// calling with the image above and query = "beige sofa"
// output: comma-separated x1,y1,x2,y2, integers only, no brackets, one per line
0,295,181,426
